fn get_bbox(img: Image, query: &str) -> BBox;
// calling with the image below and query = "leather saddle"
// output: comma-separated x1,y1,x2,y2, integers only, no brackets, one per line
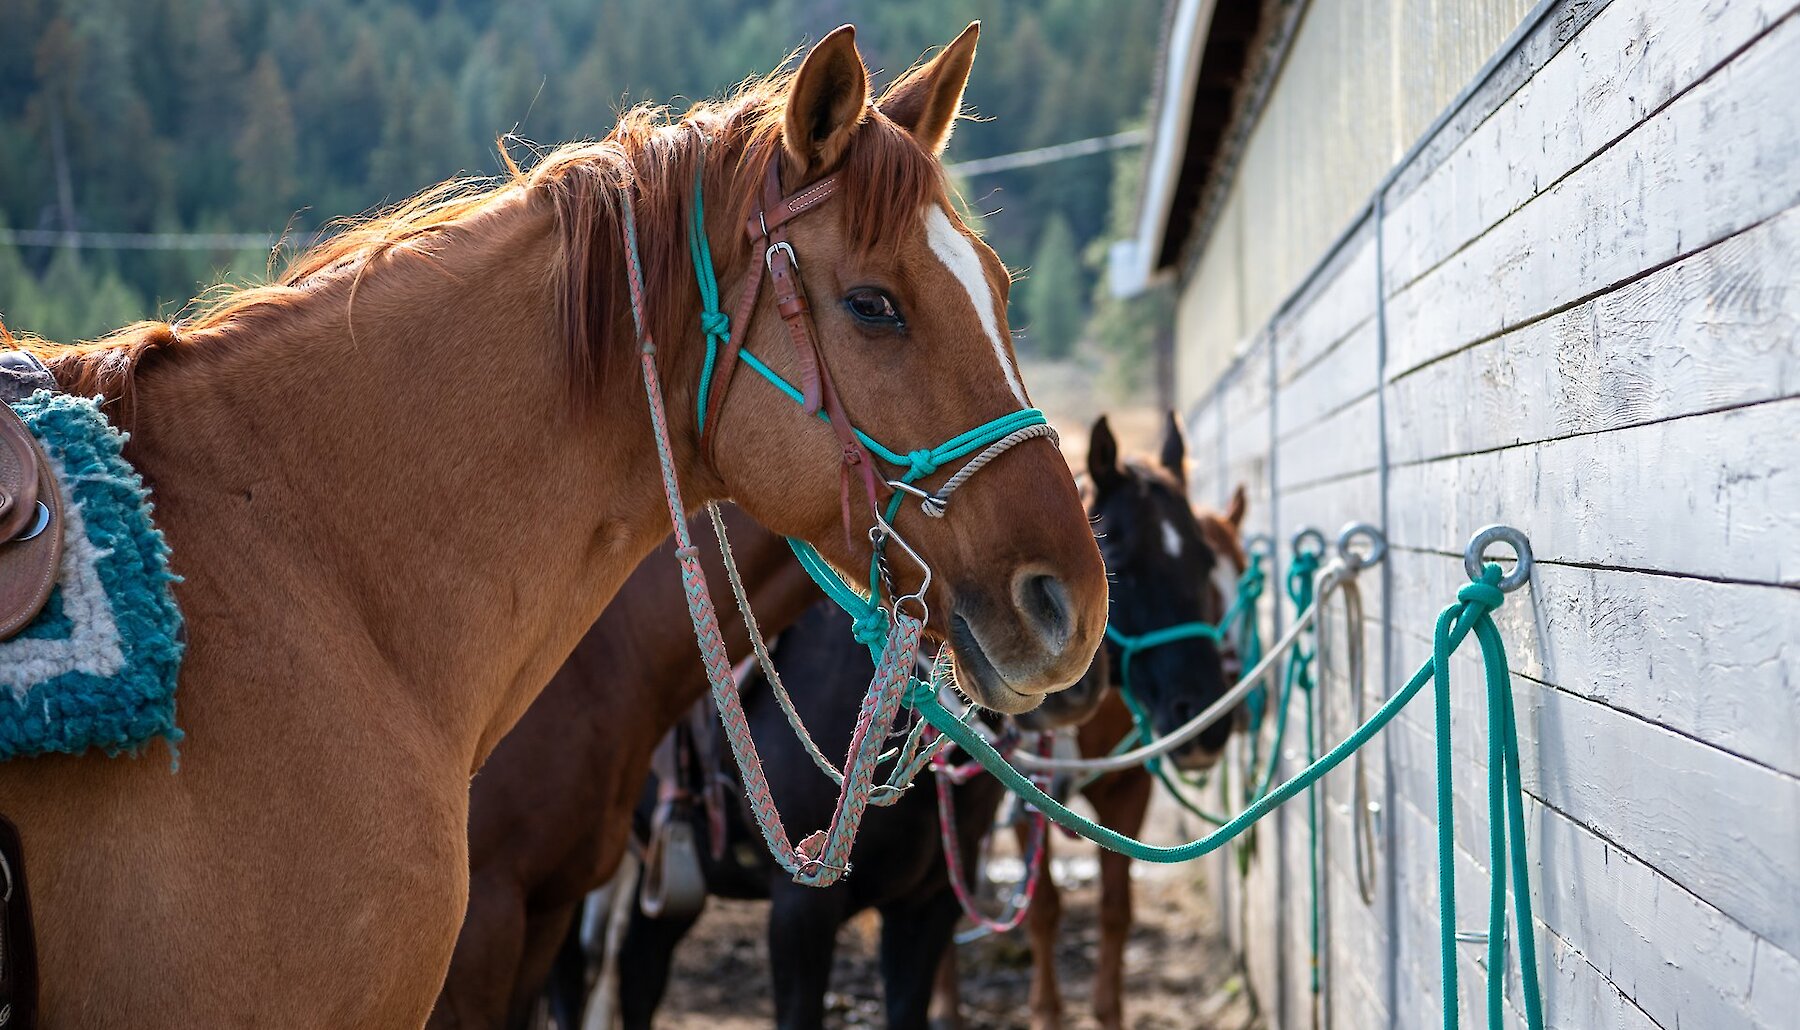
0,350,61,643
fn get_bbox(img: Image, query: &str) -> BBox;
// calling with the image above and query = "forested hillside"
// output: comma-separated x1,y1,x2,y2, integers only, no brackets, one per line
0,0,1164,369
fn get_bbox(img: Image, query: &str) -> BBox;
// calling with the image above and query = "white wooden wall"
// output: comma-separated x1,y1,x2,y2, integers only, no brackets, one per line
1174,1,1800,1026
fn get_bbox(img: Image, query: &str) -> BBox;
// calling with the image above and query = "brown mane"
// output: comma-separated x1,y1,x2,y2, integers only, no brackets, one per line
2,67,948,413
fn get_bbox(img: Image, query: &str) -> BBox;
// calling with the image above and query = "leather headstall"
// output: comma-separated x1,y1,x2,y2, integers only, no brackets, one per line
697,157,882,540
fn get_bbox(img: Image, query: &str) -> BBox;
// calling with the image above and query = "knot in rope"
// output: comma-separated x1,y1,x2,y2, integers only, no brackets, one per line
699,310,730,338
1287,550,1320,605
902,674,938,710
1238,561,1266,602
1292,648,1317,690
1457,564,1507,613
905,449,939,479
851,609,890,648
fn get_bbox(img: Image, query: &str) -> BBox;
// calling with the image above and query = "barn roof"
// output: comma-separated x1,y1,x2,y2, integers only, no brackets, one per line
1112,0,1286,295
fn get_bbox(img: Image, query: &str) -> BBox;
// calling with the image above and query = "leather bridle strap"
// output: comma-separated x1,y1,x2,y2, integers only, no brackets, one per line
699,159,881,535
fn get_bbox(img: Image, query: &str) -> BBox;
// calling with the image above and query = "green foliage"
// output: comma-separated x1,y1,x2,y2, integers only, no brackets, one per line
0,0,1162,346
1085,137,1171,397
1021,213,1082,358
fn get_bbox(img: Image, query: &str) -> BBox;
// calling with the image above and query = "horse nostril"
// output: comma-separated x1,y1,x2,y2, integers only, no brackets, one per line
1013,571,1073,651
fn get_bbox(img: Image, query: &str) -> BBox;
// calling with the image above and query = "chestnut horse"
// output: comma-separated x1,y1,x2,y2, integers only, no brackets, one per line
1020,414,1248,1030
426,506,820,1028
0,22,1106,1027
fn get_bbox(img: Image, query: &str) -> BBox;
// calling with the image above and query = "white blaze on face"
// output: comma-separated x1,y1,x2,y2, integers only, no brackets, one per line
1161,519,1184,559
923,205,1028,406
1212,562,1239,620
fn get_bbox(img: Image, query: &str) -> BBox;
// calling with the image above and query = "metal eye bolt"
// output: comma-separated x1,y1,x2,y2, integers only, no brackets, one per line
1291,526,1327,558
1335,521,1388,570
1463,524,1533,593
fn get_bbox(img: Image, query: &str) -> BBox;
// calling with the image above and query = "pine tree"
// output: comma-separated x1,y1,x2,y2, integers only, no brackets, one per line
0,215,48,338
1022,214,1083,359
233,54,298,226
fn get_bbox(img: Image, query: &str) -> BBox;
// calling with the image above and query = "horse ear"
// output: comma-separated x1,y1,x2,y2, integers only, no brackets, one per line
1087,415,1121,488
1158,410,1187,488
1225,483,1248,531
784,25,869,177
879,22,979,156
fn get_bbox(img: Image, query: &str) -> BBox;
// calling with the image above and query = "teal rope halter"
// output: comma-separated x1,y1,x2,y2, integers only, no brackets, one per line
1097,557,1267,824
683,146,1055,626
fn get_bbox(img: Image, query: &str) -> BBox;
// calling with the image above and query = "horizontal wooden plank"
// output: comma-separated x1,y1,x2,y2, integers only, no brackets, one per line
1386,11,1800,376
1383,0,1612,211
1386,397,1800,585
1274,235,1379,387
1385,623,1800,956
1274,469,1383,551
1749,938,1800,1028
1530,788,1772,1029
1387,792,1667,1030
1382,738,1792,1030
1521,687,1800,957
1223,345,1274,424
1389,200,1800,465
1387,548,1800,776
1278,320,1379,441
1277,390,1382,492
1385,0,1792,290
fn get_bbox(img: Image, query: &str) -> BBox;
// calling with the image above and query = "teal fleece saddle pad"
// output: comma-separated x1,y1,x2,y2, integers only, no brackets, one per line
0,392,184,760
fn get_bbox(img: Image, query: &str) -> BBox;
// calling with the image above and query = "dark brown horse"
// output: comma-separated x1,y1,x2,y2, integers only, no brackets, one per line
0,22,1105,1027
1020,415,1248,1030
609,598,1105,1030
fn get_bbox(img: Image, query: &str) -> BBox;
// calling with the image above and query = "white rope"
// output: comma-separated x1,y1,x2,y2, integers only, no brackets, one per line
996,558,1362,774
888,423,1060,518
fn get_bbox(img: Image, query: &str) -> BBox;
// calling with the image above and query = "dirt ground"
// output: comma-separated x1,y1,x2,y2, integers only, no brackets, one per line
647,794,1264,1030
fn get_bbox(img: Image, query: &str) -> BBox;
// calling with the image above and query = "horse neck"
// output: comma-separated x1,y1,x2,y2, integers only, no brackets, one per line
579,522,820,741
114,192,715,768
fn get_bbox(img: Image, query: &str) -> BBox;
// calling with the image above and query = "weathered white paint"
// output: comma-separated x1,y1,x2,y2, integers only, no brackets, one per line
1385,12,1800,376
1162,1,1800,1025
1385,551,1800,776
922,205,1027,406
1384,0,1793,290
1386,399,1800,584
1388,201,1800,465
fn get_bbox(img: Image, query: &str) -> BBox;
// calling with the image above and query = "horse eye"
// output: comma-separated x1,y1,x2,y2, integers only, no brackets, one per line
843,288,904,329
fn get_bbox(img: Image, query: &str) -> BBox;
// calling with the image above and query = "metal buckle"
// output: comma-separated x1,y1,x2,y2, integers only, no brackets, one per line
765,240,798,275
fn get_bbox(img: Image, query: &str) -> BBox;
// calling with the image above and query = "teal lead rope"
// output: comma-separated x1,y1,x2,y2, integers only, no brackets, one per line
1277,549,1324,1003
677,139,1542,1029
905,564,1542,1030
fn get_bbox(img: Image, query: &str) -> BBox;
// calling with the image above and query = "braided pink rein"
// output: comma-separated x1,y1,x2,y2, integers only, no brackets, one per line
933,729,1049,939
622,189,922,886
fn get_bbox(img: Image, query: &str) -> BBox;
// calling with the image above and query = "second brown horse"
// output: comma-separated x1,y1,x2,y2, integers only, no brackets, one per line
427,507,816,1027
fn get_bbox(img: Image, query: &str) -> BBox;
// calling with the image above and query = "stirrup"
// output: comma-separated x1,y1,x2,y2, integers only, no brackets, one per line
638,817,707,920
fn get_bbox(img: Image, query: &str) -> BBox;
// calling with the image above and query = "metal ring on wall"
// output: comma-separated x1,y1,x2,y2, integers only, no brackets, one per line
1463,524,1533,592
